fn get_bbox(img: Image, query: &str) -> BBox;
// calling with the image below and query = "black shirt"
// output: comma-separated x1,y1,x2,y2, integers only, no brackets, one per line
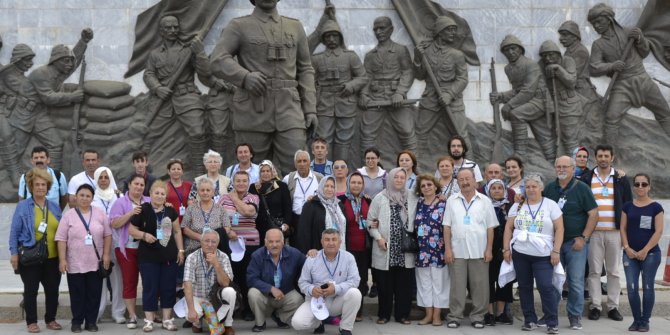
130,203,179,263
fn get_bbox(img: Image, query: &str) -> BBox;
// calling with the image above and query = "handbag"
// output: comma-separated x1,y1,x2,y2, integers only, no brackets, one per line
258,187,285,229
19,204,51,267
76,209,114,278
400,201,418,253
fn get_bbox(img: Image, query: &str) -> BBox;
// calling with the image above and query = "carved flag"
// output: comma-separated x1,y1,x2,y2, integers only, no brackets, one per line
391,0,480,66
124,0,228,78
637,0,670,72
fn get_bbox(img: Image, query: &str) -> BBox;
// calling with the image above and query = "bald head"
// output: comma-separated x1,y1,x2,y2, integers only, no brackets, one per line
264,228,285,257
554,155,575,181
485,163,503,182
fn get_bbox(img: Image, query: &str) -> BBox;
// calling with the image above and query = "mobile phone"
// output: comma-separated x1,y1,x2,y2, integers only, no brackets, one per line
320,283,329,289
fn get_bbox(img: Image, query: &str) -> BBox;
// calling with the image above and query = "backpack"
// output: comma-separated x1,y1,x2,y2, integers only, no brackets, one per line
23,168,63,198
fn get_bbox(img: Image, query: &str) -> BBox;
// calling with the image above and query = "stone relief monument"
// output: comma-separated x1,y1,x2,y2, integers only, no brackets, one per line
0,0,670,202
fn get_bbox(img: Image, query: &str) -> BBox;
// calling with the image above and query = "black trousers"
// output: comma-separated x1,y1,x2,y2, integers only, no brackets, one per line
67,271,103,326
350,250,370,315
376,266,414,321
19,258,61,325
231,244,260,315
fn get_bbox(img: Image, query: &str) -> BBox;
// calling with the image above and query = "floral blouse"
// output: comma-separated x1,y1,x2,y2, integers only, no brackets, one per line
415,198,446,268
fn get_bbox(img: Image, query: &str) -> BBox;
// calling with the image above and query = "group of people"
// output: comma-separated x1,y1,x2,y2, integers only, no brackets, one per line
8,137,666,335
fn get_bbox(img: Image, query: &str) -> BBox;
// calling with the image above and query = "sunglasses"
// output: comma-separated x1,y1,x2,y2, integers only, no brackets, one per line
634,182,649,188
334,164,347,169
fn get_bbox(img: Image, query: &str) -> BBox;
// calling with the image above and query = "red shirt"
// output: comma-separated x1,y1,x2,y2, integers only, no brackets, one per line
342,197,370,252
167,181,192,221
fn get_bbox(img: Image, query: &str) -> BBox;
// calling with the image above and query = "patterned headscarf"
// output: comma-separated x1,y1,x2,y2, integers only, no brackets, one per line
485,178,509,208
317,176,344,231
383,167,409,225
345,172,366,228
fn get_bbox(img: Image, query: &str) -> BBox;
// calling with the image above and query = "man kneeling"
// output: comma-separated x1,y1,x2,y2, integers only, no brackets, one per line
182,229,236,335
292,229,361,335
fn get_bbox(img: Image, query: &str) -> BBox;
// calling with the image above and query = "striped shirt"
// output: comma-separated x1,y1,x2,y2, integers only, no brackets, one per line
218,193,260,246
184,249,234,299
591,167,616,230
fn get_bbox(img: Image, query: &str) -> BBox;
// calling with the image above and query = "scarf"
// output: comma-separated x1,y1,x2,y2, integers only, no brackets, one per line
94,166,117,201
383,167,408,225
345,172,366,229
316,176,344,232
485,178,509,208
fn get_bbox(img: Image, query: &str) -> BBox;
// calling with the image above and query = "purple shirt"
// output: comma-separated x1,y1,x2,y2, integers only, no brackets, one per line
109,192,150,257
55,207,112,274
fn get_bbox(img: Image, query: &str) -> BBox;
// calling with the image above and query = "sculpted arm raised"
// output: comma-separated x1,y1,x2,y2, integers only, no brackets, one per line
211,21,249,88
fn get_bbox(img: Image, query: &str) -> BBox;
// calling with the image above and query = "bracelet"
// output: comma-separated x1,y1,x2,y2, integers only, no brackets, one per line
551,250,560,255
178,250,185,253
502,249,510,253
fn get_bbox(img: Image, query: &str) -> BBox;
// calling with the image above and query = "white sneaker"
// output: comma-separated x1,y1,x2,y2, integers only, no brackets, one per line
127,317,138,329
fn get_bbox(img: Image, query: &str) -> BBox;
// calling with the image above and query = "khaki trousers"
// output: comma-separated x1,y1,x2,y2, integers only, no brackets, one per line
587,230,622,311
447,258,489,323
247,288,303,327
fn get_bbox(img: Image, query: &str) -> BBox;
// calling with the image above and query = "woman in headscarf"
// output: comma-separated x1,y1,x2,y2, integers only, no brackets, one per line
91,167,126,324
367,167,418,325
338,172,371,321
295,175,346,255
573,147,590,181
483,179,515,326
249,160,293,240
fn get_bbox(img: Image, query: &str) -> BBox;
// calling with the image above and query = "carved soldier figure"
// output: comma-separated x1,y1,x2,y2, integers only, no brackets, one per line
413,16,468,163
311,20,367,163
21,29,92,172
359,16,417,158
211,0,318,174
0,38,23,186
200,71,235,163
539,40,583,155
143,15,209,175
490,35,556,161
588,3,670,144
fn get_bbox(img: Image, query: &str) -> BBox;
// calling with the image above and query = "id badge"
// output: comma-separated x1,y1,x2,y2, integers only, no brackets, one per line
463,215,471,225
156,228,164,240
601,186,609,197
84,234,93,245
417,225,425,237
557,197,566,209
213,195,221,204
38,221,47,233
179,205,186,216
232,212,240,226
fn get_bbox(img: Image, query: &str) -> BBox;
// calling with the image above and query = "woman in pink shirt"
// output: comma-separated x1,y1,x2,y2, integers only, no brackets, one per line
56,184,112,333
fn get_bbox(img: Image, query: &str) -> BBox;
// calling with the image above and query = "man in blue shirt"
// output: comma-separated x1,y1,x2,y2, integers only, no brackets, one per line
310,138,333,176
247,228,306,332
18,146,68,210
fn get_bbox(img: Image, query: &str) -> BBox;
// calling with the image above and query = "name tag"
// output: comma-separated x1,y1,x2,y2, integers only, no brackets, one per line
463,215,471,225
601,186,609,197
156,228,164,240
179,205,186,216
232,213,240,226
84,234,93,245
213,195,221,204
417,226,425,237
557,197,566,209
38,221,47,233
640,216,652,229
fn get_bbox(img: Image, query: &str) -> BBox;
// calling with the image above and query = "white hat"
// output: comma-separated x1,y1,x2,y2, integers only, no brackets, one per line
229,237,246,262
553,263,566,292
310,297,329,321
498,260,516,287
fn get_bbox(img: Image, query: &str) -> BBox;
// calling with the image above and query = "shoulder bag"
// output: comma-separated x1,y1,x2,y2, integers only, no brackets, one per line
76,209,114,278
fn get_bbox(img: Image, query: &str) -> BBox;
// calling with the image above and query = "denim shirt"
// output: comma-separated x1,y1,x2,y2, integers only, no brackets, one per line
247,245,306,295
310,160,333,176
9,198,62,255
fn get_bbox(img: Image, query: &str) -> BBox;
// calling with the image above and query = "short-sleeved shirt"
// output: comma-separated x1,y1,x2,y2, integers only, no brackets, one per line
544,178,598,241
442,192,499,259
18,167,67,205
167,181,192,221
130,203,179,263
509,198,562,257
54,207,112,273
453,159,483,183
219,193,260,246
184,249,234,299
415,199,446,267
67,172,95,195
181,202,230,254
109,193,150,250
623,201,663,253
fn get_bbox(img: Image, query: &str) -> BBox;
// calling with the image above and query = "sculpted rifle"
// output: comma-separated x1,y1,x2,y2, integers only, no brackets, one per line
489,57,504,163
70,56,86,170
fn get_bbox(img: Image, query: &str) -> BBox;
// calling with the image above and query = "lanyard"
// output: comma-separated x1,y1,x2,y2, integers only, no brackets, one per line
200,250,214,282
85,174,96,190
460,196,476,216
169,181,187,206
526,198,544,222
297,176,314,200
442,178,454,197
321,251,340,280
595,172,612,188
78,208,93,231
100,199,110,215
556,179,578,199
154,208,165,228
214,179,220,196
200,202,213,226
35,202,48,221
407,175,415,189
351,198,364,229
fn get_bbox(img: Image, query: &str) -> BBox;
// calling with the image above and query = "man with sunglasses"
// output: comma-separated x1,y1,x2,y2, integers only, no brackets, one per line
579,144,632,322
543,155,598,330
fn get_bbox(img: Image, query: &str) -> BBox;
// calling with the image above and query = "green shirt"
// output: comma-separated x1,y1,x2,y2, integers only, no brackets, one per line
34,205,60,258
543,178,598,241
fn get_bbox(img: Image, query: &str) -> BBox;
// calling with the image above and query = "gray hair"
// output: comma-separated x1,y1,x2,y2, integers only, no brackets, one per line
203,149,222,165
321,228,340,239
200,228,220,243
524,173,544,189
264,228,285,242
456,168,475,179
197,177,215,190
554,156,576,167
294,150,310,162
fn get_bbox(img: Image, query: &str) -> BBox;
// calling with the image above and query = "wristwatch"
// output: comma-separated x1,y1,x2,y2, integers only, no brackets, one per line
580,234,590,243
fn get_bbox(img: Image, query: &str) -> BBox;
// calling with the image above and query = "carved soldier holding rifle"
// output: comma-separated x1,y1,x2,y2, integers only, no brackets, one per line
143,15,210,175
588,2,670,144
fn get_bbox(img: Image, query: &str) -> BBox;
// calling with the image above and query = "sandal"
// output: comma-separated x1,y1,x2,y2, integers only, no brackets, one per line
142,319,154,333
376,318,389,324
162,318,178,331
27,323,40,333
432,320,444,327
418,317,432,325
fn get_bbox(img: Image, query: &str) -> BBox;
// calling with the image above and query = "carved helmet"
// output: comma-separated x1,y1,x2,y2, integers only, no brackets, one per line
539,40,561,56
320,19,343,38
10,44,35,64
250,0,280,5
499,34,525,54
433,16,457,36
48,44,75,65
558,20,581,40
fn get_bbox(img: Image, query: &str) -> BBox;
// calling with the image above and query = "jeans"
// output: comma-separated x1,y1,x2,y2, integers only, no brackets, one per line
512,251,559,327
623,251,661,324
139,261,177,311
560,239,589,317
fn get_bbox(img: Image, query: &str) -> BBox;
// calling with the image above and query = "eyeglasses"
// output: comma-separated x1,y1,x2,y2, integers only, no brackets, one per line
634,182,649,188
333,164,347,169
555,165,573,170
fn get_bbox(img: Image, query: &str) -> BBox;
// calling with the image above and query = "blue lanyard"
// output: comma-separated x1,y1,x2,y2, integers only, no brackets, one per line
80,209,93,231
460,197,476,216
200,202,213,226
100,199,110,215
298,176,314,199
86,174,97,190
595,173,611,188
321,251,340,280
169,181,186,206
351,198,364,229
200,250,214,281
526,198,545,222
154,208,165,228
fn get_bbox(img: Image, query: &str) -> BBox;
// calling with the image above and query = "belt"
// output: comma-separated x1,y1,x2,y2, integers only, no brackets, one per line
371,80,399,87
266,79,298,89
556,89,576,100
16,96,37,111
173,82,199,96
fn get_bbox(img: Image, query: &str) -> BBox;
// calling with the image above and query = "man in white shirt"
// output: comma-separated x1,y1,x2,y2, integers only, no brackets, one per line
68,149,116,207
18,146,68,210
282,150,323,230
225,143,260,186
448,135,483,183
443,168,498,329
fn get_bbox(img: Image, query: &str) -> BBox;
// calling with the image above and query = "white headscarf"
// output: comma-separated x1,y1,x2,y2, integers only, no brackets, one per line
94,166,117,201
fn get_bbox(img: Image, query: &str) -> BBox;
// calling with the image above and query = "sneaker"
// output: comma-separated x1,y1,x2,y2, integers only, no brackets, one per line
447,321,460,328
568,315,582,330
472,321,485,329
638,321,649,332
85,324,99,332
587,308,600,320
127,317,138,329
496,313,514,325
607,308,623,321
368,284,378,298
71,323,83,333
313,323,325,334
628,322,639,331
251,323,266,332
114,317,127,324
339,329,352,335
547,326,559,334
522,322,538,331
484,313,496,326
537,316,547,327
